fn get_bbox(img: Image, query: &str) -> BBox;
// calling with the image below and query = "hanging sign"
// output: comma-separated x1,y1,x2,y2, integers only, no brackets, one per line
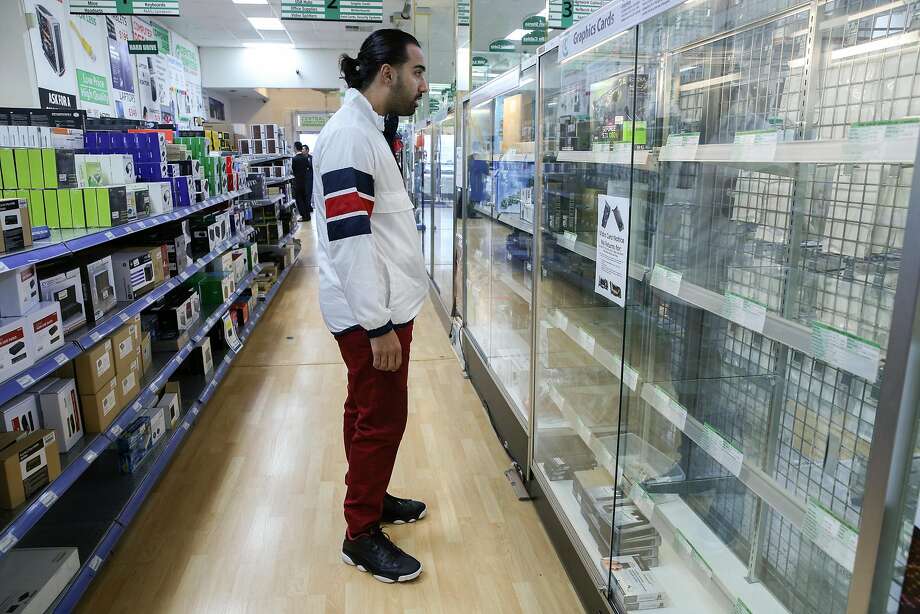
523,30,547,45
281,0,384,23
458,0,470,26
550,0,605,29
523,15,548,29
472,56,489,67
559,0,687,61
70,0,180,16
489,39,516,52
295,112,332,130
128,40,158,54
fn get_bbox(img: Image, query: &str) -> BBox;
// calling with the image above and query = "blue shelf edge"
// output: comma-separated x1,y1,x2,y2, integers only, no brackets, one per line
48,256,298,613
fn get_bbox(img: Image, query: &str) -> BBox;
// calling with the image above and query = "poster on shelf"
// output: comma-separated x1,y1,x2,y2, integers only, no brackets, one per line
104,15,140,119
165,55,190,128
132,17,159,122
594,194,629,307
24,0,78,109
172,31,204,120
68,15,114,117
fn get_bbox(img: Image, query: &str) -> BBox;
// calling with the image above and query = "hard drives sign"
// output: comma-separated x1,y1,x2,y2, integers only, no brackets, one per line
560,0,688,61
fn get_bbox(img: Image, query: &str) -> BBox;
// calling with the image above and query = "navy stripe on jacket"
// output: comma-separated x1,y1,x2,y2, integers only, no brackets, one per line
327,214,372,242
323,167,375,197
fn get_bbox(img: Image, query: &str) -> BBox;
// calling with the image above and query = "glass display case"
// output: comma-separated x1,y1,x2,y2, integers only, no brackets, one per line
432,113,457,312
464,63,538,424
413,125,434,265
459,0,920,610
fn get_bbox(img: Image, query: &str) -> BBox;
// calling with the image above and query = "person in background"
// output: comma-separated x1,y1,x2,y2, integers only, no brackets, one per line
292,141,314,221
313,28,429,585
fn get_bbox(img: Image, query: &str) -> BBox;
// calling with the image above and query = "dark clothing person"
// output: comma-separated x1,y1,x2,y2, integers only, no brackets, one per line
292,151,314,220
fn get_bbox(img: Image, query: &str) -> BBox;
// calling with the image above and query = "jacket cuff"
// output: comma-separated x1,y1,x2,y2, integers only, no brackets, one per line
366,321,394,339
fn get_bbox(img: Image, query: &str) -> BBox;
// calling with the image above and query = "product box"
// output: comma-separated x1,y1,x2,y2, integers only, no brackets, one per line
182,337,213,376
156,391,180,428
66,188,85,228
0,198,32,253
136,162,168,182
220,313,241,352
116,414,153,474
111,248,157,301
0,394,41,433
146,405,166,446
54,150,78,188
75,154,110,188
0,316,32,378
0,547,80,614
116,360,140,410
79,377,118,433
245,243,260,271
208,252,235,276
190,220,221,258
230,300,250,328
27,301,64,360
194,272,234,312
42,188,59,228
73,338,114,395
0,429,60,509
171,176,191,207
125,183,150,220
150,244,168,284
80,255,117,324
111,320,141,376
147,181,172,214
108,154,136,184
0,265,40,317
36,378,83,453
38,267,86,333
140,330,152,375
91,186,129,227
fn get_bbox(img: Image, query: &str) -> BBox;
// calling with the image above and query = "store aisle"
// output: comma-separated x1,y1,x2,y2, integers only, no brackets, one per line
77,223,583,614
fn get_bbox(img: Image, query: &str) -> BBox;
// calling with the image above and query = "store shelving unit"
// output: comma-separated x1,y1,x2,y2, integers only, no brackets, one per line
266,175,294,186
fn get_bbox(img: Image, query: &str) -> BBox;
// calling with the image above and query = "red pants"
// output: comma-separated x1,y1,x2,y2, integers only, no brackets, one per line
336,323,414,538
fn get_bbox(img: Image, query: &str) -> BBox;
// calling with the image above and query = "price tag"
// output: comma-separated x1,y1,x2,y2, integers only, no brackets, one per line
735,599,753,614
38,490,58,508
15,374,34,388
90,331,102,343
0,533,17,553
191,406,199,416
660,132,700,161
558,231,577,251
723,292,767,333
104,231,116,239
89,555,103,571
148,383,158,394
109,424,123,437
182,422,190,431
119,312,130,323
653,385,688,431
732,129,779,161
83,449,98,463
702,424,743,477
650,265,682,296
0,262,9,274
802,499,858,572
54,353,70,366
811,322,881,383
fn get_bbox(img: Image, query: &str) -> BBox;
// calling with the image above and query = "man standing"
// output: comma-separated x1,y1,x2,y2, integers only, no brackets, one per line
313,29,429,583
292,142,313,221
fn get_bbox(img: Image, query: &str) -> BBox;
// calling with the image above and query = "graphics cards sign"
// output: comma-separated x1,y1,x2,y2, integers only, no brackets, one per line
281,0,384,23
70,0,180,17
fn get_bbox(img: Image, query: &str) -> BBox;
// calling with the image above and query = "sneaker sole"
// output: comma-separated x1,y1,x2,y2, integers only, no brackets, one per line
341,553,422,583
385,507,428,526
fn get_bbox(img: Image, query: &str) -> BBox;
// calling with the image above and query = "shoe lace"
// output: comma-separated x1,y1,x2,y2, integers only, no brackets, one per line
370,527,407,559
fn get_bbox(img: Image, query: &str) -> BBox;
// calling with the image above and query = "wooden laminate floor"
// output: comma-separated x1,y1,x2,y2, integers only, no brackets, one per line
78,223,584,614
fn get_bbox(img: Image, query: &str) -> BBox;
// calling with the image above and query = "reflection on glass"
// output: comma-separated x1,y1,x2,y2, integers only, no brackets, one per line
414,127,433,265
432,115,456,311
528,0,920,611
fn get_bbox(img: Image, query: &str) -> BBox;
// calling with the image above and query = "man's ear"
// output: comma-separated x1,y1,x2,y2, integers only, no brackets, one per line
380,63,394,86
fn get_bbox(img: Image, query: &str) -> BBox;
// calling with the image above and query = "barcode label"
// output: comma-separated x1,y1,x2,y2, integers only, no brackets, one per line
54,353,70,366
110,424,123,437
89,555,103,571
39,490,58,508
0,533,18,553
104,231,116,239
83,449,98,463
16,374,34,388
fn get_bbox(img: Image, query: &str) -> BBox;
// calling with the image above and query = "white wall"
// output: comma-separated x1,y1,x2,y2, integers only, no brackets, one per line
1,1,39,107
201,47,346,90
202,88,233,122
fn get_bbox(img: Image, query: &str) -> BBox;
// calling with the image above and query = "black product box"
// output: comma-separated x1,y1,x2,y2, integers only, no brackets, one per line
246,174,267,199
54,150,78,188
102,186,129,226
537,431,598,481
0,198,32,253
255,221,282,245
146,287,200,349
251,203,280,223
79,255,117,325
189,214,222,258
178,339,213,376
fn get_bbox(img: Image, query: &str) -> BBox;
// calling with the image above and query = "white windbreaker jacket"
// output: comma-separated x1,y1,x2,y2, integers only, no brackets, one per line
314,89,427,338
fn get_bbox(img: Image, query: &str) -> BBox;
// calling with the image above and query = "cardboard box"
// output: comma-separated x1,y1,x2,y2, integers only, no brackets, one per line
79,377,118,434
117,358,140,407
0,265,40,317
116,414,153,474
140,331,152,375
36,378,83,453
0,198,33,253
0,547,80,614
181,337,213,376
156,392,180,428
111,248,156,301
38,268,86,333
150,245,167,284
80,255,116,323
145,405,166,445
0,429,60,509
0,394,42,433
112,321,141,376
0,317,32,379
73,338,114,395
27,301,64,360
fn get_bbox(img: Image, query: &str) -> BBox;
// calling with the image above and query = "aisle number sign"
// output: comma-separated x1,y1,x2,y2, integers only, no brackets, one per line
281,0,383,23
550,0,605,29
70,0,180,16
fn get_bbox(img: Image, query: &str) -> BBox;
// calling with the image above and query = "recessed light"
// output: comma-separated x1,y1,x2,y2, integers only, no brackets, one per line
232,0,268,4
243,42,294,48
247,17,285,30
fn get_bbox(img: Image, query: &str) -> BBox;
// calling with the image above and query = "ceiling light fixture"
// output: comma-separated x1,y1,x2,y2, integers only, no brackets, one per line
232,0,268,4
505,29,527,41
247,17,285,30
243,42,294,48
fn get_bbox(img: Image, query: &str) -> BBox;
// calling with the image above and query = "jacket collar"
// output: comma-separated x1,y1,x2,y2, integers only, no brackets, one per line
344,88,385,132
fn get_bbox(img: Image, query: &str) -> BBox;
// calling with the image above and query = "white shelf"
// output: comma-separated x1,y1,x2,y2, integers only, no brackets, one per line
473,204,535,234
556,149,651,166
658,138,918,166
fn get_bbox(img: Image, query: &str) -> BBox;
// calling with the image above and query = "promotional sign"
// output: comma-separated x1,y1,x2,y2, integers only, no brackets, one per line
472,56,489,67
458,0,470,26
295,112,332,131
128,40,158,54
281,0,384,22
559,0,688,61
153,22,171,55
167,55,190,128
550,0,605,29
172,32,205,121
105,16,141,118
25,0,78,109
132,17,165,122
489,39,516,52
594,194,629,307
69,15,114,117
70,0,180,16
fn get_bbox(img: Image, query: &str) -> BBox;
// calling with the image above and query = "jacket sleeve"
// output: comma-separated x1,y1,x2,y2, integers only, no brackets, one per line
319,130,393,337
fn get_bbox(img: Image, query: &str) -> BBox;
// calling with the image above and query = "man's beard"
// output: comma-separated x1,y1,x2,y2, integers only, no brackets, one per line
389,75,419,116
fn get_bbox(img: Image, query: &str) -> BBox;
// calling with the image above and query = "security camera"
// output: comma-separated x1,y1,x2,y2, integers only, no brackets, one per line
296,69,302,76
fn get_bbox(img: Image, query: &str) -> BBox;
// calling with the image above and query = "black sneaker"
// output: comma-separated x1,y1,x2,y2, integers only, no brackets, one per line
341,528,422,583
381,493,427,525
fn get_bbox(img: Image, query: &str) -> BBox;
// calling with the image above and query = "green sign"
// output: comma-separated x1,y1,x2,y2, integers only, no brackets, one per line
128,40,159,54
472,56,489,67
76,70,110,105
458,0,469,26
296,112,332,130
70,0,180,16
523,15,547,29
153,23,171,55
522,30,547,45
281,0,383,23
175,43,199,71
549,0,604,28
489,39,515,52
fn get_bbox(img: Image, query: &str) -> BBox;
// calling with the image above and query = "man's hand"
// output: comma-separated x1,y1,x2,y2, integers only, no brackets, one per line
370,330,402,372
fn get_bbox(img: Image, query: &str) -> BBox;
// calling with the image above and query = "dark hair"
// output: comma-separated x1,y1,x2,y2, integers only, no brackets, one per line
294,141,303,151
340,29,421,91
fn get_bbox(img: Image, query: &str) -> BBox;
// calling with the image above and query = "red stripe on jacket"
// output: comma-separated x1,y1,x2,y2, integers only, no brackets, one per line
326,191,374,218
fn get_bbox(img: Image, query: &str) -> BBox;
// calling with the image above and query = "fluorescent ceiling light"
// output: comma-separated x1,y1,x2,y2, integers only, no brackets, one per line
248,17,285,30
233,0,268,4
243,42,294,48
505,29,527,41
536,8,549,17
